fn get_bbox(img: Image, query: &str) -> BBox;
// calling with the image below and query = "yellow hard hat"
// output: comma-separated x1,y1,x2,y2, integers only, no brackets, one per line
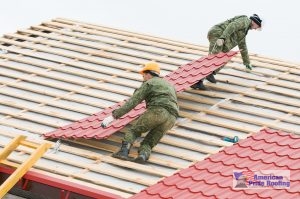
139,62,160,75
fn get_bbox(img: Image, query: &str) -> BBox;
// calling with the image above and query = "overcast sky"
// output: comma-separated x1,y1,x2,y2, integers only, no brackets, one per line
1,0,299,63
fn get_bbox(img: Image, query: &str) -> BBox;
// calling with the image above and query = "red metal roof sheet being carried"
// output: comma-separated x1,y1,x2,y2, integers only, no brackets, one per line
130,128,300,199
44,51,238,139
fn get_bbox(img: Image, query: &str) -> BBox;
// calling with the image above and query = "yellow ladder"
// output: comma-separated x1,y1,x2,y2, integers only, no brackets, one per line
0,135,52,198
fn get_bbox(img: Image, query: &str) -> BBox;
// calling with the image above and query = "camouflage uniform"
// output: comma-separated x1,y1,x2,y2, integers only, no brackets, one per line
113,77,178,157
208,15,251,72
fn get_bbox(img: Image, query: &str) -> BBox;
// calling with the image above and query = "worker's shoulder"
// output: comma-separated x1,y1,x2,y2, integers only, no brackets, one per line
232,15,248,19
148,77,172,86
231,15,250,22
148,77,165,83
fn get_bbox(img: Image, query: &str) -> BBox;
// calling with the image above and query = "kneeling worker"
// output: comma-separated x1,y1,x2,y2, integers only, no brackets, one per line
101,62,179,163
191,14,262,90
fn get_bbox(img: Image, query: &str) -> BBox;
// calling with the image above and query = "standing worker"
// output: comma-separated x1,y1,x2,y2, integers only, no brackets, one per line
191,14,262,90
101,62,179,163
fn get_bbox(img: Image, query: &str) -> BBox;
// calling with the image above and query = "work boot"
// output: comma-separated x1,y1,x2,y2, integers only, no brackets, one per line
190,80,206,90
112,141,131,160
206,73,217,83
134,150,150,164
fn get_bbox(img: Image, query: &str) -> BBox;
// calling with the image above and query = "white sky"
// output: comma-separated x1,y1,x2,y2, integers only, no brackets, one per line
1,0,299,63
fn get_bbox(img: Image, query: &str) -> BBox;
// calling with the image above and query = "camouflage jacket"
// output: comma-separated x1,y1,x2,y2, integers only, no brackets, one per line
210,15,251,65
112,77,179,119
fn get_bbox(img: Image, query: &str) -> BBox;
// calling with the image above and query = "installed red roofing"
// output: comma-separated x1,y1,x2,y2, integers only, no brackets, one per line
130,128,300,199
44,51,238,139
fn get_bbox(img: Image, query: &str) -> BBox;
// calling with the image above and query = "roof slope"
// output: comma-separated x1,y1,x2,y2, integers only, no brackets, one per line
0,18,299,198
131,128,300,199
44,51,238,139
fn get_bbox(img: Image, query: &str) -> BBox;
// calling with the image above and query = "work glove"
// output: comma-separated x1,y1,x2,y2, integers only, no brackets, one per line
245,64,253,70
216,38,225,46
101,115,114,128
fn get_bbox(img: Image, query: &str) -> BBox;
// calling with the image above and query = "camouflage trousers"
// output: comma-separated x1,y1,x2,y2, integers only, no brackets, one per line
207,28,228,73
124,107,176,156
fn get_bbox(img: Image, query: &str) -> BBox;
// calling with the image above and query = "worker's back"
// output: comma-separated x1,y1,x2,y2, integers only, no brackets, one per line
143,77,179,117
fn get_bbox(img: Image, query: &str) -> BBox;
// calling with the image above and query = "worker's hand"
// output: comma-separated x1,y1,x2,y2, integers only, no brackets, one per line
245,64,253,70
216,38,224,46
101,115,114,128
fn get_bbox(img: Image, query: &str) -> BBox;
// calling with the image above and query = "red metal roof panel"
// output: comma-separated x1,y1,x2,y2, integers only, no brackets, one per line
130,129,300,199
44,51,238,139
